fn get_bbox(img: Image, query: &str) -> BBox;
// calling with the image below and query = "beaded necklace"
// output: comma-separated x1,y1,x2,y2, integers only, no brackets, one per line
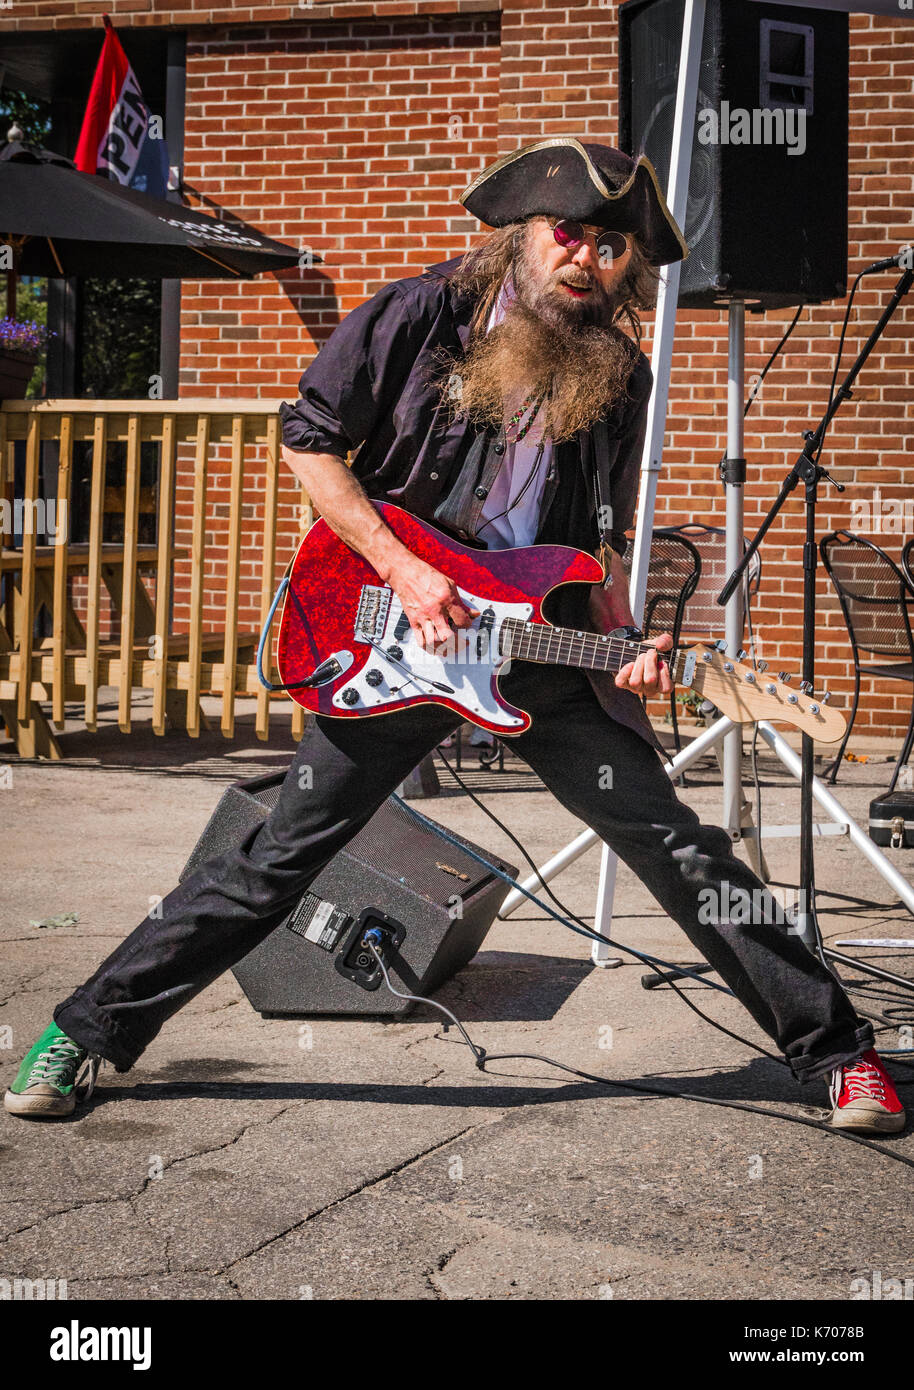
505,393,545,445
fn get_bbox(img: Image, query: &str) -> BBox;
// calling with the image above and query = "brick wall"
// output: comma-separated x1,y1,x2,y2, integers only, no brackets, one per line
179,11,499,389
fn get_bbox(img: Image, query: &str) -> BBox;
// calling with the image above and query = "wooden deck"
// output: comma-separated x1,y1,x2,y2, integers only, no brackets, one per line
0,399,313,758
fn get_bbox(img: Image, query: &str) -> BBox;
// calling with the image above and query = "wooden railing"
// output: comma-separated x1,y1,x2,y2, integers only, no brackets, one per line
0,399,313,758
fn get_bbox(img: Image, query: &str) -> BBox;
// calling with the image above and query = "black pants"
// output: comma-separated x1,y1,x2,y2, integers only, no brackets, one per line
55,662,873,1082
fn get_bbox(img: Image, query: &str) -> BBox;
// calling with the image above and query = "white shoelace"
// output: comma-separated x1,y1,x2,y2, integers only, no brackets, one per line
76,1056,102,1101
27,1041,102,1100
27,1039,85,1086
829,1057,887,1109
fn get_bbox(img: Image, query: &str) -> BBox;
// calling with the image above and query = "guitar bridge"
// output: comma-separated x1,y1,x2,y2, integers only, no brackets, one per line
354,585,391,644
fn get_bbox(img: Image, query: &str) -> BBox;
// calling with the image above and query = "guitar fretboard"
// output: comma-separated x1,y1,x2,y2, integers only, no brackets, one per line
500,617,681,681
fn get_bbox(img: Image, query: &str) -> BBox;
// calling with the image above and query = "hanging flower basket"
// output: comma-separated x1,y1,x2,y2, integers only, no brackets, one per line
0,349,38,400
0,319,46,400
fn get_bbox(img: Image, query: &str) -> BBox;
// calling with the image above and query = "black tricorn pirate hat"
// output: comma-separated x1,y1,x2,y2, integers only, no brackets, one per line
460,137,688,267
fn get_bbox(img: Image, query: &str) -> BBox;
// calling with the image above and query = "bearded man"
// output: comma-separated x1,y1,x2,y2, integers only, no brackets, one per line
5,139,904,1135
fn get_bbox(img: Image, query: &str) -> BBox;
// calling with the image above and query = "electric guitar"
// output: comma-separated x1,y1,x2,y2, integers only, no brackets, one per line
270,503,845,743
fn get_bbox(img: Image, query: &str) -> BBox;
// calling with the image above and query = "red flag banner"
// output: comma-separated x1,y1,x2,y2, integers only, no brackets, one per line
74,16,168,197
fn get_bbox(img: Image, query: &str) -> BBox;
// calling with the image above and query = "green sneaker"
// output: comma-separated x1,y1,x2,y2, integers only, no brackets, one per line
4,1021,101,1118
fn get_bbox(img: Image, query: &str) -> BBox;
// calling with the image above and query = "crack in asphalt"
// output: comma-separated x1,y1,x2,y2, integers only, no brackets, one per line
215,1119,497,1281
401,1028,444,1056
133,1103,296,1201
0,1103,294,1250
0,969,58,1008
398,1027,452,1087
425,1245,460,1300
0,933,123,944
0,938,80,947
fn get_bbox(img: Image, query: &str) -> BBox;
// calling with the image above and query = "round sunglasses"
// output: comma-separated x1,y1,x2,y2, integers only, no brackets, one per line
549,217,630,262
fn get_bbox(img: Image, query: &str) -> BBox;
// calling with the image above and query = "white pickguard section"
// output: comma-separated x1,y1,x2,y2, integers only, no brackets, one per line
332,584,534,729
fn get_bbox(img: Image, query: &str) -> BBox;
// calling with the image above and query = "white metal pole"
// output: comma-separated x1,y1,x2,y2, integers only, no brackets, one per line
722,303,746,839
626,0,706,625
591,0,706,964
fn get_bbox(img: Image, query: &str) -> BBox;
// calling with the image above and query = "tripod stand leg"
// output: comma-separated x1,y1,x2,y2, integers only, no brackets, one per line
591,842,623,968
757,720,914,917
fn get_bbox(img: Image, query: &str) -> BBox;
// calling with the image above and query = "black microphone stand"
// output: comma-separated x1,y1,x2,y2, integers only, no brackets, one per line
718,267,914,994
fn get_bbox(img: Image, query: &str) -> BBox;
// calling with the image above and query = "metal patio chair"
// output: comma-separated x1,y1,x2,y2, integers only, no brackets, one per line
820,529,914,788
669,522,763,643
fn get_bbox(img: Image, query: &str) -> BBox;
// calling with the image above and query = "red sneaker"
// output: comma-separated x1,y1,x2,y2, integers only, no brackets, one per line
828,1049,906,1133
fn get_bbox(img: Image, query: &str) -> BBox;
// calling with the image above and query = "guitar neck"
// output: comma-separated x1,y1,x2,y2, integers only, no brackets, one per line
500,618,682,681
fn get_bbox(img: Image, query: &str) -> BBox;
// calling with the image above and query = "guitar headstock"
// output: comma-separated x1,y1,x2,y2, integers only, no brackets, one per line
677,644,846,743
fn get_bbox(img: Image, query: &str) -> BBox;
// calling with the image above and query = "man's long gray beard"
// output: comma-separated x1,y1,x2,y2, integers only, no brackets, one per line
443,234,640,441
446,300,638,443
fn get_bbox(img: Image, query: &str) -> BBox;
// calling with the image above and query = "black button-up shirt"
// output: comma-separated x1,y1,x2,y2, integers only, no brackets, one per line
279,256,661,751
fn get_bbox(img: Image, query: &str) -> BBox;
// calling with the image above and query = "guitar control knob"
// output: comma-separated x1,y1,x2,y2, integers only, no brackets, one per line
341,688,359,706
387,645,403,662
365,669,383,687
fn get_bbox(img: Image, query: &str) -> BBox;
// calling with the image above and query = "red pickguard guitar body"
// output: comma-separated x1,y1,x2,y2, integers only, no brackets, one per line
276,502,603,733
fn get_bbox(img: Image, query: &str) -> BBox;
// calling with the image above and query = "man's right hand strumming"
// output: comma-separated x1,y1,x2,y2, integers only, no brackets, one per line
281,444,478,651
383,552,479,651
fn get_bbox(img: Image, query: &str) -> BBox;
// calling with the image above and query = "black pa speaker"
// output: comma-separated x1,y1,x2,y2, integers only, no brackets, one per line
180,772,518,1017
619,0,848,309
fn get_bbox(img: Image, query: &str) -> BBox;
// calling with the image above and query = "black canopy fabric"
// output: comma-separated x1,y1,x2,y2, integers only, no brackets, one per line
0,143,306,279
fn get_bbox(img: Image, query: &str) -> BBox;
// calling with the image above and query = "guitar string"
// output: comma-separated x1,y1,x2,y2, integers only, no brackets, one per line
499,620,675,674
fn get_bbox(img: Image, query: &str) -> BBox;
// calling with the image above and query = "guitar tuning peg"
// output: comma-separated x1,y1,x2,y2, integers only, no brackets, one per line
736,649,747,661
778,671,791,683
757,660,768,673
715,639,728,653
800,681,814,695
821,690,831,705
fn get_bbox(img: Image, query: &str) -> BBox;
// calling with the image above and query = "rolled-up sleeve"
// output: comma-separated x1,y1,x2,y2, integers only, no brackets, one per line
279,281,429,457
607,355,652,555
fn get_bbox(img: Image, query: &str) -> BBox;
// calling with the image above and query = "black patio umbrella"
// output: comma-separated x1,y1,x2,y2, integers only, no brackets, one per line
0,141,308,283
